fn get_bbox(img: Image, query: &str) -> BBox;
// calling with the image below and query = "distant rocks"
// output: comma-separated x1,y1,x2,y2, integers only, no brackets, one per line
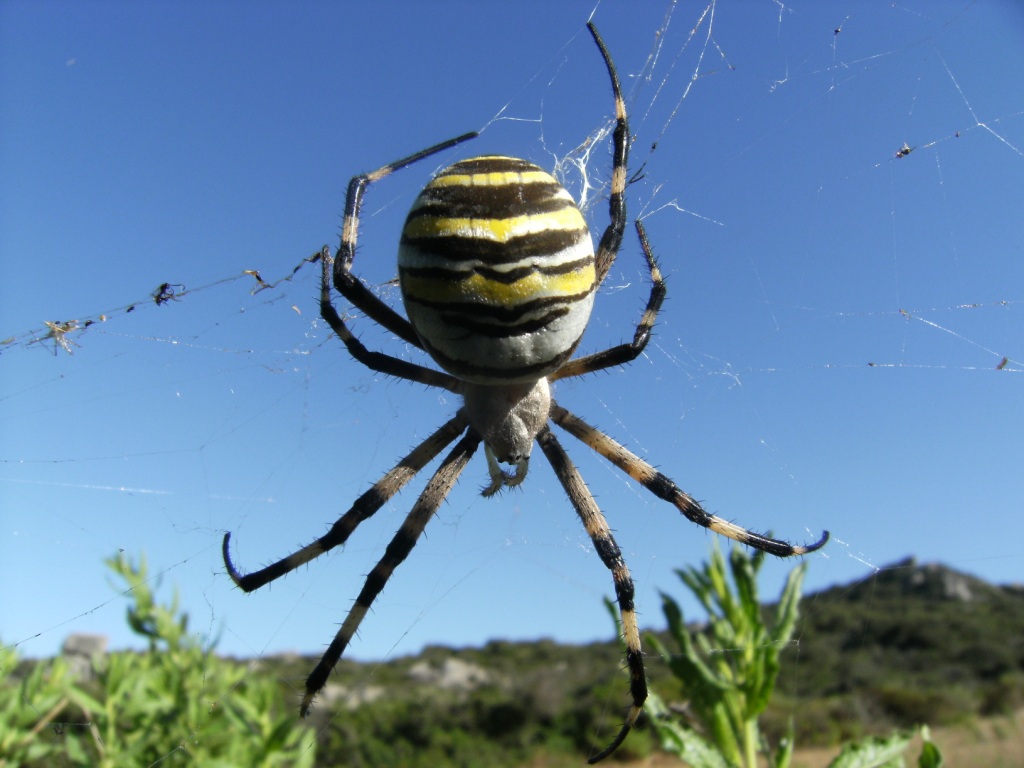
407,657,495,691
856,556,1001,603
61,633,107,681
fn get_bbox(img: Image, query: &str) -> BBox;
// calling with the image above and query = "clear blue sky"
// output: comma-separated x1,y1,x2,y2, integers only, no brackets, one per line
2,1,1022,667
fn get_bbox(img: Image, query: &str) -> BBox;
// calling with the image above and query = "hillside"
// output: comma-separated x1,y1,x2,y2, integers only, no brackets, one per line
797,557,1024,701
243,558,1024,764
17,554,1024,766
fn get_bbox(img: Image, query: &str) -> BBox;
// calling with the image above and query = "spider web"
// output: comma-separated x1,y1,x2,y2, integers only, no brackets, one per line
2,0,1022,763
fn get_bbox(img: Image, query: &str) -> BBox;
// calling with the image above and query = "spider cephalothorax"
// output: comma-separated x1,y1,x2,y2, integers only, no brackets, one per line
222,23,827,764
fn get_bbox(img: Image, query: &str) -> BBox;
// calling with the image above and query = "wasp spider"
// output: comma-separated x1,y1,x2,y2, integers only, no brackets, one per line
222,23,827,763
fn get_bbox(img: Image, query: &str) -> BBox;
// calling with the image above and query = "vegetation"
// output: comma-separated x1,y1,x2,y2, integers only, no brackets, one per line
638,544,808,767
4,550,1020,766
0,553,316,767
792,556,1024,734
641,544,944,768
307,636,648,767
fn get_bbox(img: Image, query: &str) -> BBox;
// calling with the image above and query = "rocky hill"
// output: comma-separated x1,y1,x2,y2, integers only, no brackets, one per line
235,558,1023,764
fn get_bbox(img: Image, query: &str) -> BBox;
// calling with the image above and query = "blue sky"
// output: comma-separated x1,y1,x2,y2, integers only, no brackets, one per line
2,0,1022,669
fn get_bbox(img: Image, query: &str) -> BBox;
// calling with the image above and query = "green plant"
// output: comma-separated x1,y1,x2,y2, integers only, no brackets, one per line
828,726,943,768
0,643,80,766
640,543,804,768
0,552,317,767
639,544,945,768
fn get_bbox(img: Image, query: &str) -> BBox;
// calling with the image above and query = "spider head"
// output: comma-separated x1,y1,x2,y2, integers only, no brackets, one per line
462,378,551,465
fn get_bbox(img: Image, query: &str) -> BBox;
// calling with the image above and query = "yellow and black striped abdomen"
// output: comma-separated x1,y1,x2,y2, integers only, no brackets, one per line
398,156,596,384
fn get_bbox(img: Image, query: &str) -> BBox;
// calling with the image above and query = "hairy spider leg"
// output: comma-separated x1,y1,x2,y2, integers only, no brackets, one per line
587,22,630,289
301,430,481,715
536,425,645,764
552,220,665,382
222,413,469,591
550,403,830,556
333,132,480,348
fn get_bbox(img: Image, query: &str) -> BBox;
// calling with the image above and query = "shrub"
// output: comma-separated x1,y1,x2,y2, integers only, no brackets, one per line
0,552,317,767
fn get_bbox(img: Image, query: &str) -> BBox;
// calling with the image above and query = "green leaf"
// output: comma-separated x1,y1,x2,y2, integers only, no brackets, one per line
773,719,795,768
645,690,735,768
827,730,913,768
917,726,943,768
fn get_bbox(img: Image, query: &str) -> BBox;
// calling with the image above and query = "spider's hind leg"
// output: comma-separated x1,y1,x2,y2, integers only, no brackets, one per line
301,429,481,716
318,248,460,393
536,425,646,764
222,413,470,592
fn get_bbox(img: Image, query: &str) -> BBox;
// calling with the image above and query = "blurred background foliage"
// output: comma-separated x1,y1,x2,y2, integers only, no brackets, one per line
6,547,1021,766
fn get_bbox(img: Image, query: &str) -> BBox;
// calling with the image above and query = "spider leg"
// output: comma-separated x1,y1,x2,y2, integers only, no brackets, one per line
587,22,629,289
553,220,664,381
535,424,645,764
334,132,479,348
301,429,481,716
222,412,469,591
550,403,830,556
319,247,461,392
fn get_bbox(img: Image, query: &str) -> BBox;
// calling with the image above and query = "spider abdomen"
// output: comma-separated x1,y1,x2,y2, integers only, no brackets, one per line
398,156,596,384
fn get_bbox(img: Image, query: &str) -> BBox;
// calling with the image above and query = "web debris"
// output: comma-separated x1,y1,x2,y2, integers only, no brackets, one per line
4,252,323,357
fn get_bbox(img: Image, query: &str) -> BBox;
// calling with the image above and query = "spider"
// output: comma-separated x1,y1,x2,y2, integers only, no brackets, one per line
222,23,828,763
